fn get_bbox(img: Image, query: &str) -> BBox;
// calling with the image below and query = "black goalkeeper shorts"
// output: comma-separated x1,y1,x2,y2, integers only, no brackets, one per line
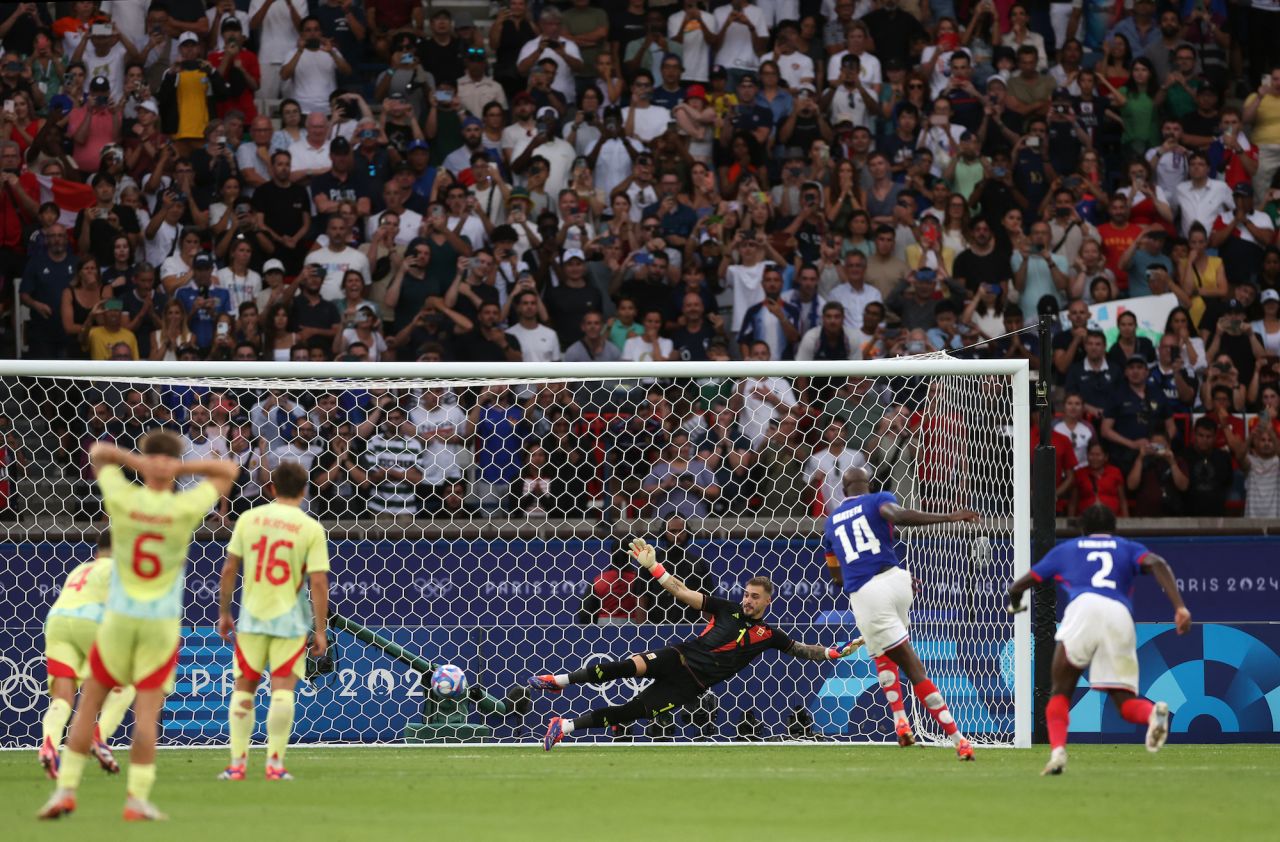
632,647,706,718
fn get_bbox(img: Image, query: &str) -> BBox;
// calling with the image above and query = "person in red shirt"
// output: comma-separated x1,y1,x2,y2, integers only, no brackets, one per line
1030,409,1078,514
1071,439,1128,517
0,137,40,313
1096,194,1146,294
207,17,259,124
583,547,646,625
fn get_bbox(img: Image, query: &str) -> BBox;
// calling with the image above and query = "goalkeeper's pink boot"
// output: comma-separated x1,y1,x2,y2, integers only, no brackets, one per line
956,737,975,761
527,674,563,694
895,719,916,748
543,717,565,751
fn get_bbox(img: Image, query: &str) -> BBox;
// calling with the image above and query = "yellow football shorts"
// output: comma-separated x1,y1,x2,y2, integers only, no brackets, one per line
89,610,181,692
45,615,99,689
233,633,308,682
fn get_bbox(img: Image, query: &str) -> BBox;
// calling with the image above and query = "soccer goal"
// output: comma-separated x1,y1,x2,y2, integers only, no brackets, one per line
0,357,1031,749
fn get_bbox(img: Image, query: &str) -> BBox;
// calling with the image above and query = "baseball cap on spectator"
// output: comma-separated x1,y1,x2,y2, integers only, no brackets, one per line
386,91,407,102
536,106,558,121
330,136,352,155
102,298,123,311
987,72,1009,88
3,58,22,72
89,75,109,92
512,91,535,106
883,57,905,72
178,32,200,46
835,119,854,133
221,16,243,32
263,259,286,275
1233,182,1254,196
356,304,377,319
738,72,759,86
686,84,706,102
1226,298,1247,313
709,65,727,79
1125,354,1149,367
507,187,531,208
49,93,73,114
562,249,586,262
406,139,429,153
193,252,214,269
1262,289,1280,304
462,115,482,129
139,99,159,115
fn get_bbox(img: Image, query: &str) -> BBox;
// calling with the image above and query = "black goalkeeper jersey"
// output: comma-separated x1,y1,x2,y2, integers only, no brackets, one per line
674,596,795,685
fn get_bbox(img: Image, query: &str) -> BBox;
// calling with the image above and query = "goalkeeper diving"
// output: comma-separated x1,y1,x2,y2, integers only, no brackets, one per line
528,539,862,749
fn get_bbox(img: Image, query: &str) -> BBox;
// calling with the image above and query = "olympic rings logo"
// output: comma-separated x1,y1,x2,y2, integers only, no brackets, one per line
0,655,45,714
579,652,651,706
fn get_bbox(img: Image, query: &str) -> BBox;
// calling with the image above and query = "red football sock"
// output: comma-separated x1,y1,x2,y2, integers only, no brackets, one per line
1046,694,1071,750
1119,697,1154,725
913,679,958,737
874,656,907,722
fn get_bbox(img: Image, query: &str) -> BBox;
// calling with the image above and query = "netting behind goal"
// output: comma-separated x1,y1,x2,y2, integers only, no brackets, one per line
0,359,1029,747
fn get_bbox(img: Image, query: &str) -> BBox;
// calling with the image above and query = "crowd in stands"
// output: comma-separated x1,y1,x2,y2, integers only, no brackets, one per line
2,0,1280,519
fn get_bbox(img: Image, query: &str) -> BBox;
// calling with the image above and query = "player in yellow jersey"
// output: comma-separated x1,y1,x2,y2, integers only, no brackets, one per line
40,533,137,779
217,461,330,782
38,432,237,822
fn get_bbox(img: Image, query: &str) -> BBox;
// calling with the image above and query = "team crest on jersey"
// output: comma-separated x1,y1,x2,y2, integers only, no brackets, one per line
750,626,772,642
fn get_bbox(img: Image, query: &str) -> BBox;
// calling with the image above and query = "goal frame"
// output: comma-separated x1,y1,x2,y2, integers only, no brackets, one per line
0,357,1033,749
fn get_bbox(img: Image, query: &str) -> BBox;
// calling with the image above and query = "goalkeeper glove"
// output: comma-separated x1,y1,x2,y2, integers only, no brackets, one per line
630,538,671,584
826,637,864,660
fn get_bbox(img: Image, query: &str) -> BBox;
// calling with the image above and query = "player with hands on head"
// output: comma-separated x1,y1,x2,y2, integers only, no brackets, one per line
216,461,330,783
1006,504,1191,777
38,434,237,822
823,466,979,759
529,538,862,749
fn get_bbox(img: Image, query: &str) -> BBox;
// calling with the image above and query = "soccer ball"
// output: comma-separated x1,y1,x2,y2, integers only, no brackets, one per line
430,664,468,699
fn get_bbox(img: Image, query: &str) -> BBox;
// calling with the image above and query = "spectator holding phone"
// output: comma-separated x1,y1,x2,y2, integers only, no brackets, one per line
280,16,351,115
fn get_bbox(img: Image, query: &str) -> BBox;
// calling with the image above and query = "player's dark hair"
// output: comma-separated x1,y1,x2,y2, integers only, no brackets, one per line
1080,504,1116,535
272,461,309,499
139,429,183,459
95,532,112,552
746,576,774,596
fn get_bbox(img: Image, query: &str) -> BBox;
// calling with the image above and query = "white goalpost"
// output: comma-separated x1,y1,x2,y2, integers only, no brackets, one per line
0,358,1031,749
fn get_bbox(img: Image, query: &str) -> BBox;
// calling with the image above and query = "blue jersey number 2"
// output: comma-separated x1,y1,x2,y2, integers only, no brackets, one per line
1086,551,1117,589
835,517,883,562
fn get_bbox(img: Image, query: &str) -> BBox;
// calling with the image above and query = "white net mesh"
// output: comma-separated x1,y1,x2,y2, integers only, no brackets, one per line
0,359,1027,746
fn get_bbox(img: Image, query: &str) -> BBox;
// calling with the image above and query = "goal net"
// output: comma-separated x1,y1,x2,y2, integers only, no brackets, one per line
0,358,1030,748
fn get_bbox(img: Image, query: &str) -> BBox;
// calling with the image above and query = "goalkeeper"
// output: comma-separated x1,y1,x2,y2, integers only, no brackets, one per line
529,539,862,750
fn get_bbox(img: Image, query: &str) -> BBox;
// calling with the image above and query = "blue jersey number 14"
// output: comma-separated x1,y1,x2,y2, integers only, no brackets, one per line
835,517,883,562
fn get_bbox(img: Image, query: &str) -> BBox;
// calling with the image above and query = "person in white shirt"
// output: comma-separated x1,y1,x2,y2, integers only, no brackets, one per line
796,302,861,361
621,70,672,144
515,8,584,103
826,251,883,335
248,0,307,101
215,238,263,309
723,232,771,333
825,22,882,92
738,341,799,447
760,20,815,91
286,112,333,181
442,183,491,250
712,0,769,84
310,216,371,298
511,107,576,197
804,418,867,514
366,182,424,246
506,289,563,362
280,17,351,115
500,93,539,174
621,309,675,364
410,387,469,488
180,403,229,491
75,21,140,100
1144,122,1190,211
1053,392,1096,467
668,0,718,83
1002,3,1048,71
1174,152,1234,237
207,0,252,52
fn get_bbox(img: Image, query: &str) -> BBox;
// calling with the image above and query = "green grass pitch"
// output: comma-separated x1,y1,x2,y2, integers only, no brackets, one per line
2,744,1278,841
